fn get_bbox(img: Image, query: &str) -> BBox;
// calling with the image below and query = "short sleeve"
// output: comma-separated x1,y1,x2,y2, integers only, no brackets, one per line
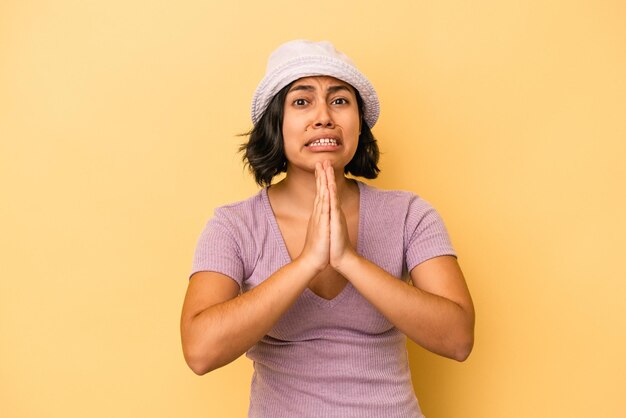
404,196,457,272
190,210,244,288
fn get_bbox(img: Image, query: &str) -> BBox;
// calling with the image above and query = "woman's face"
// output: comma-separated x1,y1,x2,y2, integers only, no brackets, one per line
282,76,361,174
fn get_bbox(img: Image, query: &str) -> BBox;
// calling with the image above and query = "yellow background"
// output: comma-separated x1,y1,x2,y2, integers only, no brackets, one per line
2,1,625,417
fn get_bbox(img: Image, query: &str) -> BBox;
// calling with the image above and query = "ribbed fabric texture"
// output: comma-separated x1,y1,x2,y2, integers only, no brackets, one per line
191,180,456,418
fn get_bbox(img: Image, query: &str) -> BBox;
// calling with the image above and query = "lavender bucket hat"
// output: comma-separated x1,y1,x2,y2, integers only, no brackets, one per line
251,40,380,128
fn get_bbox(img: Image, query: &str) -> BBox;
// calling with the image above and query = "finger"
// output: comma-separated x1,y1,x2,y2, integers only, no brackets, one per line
312,168,327,234
308,164,327,244
326,161,335,184
329,180,339,221
310,164,327,227
317,162,329,193
325,160,335,184
324,162,334,198
324,163,339,214
314,162,321,203
318,161,328,187
319,167,329,216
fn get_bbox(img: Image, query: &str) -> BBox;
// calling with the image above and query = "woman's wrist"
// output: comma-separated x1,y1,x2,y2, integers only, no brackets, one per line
293,254,327,278
331,249,361,278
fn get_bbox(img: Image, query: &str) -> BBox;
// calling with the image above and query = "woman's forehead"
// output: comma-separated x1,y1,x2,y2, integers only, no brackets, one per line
289,76,356,93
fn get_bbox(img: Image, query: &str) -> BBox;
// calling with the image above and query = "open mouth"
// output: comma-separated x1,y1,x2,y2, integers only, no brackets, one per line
306,138,340,147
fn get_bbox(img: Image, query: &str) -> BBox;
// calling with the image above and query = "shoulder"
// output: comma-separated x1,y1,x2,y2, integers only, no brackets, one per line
211,189,267,226
358,181,435,216
358,181,448,241
197,189,272,247
193,188,270,259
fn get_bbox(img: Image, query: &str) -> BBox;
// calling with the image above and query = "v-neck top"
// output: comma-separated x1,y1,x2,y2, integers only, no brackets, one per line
191,180,456,418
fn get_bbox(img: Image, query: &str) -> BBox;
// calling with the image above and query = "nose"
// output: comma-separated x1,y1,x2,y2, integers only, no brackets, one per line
312,104,334,129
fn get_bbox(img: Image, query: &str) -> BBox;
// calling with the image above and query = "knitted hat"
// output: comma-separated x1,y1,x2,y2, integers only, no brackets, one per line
251,40,380,128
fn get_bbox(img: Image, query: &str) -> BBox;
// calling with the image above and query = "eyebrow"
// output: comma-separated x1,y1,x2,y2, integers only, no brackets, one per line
287,84,354,95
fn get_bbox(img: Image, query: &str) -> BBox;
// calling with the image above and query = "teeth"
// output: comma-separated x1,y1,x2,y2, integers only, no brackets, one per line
309,138,338,147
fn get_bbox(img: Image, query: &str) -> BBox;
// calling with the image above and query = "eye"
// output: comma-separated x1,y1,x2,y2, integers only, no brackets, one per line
331,97,349,105
293,98,308,106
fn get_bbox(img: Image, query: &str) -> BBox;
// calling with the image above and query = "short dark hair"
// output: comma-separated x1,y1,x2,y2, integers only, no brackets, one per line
240,81,380,187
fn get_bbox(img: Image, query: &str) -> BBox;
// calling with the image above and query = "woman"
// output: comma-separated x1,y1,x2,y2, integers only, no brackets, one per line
181,40,475,418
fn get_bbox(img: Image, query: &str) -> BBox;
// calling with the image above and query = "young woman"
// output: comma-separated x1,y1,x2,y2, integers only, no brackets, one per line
181,39,475,418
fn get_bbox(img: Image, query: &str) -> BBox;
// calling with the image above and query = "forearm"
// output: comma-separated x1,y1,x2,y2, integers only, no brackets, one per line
184,258,319,374
335,255,474,361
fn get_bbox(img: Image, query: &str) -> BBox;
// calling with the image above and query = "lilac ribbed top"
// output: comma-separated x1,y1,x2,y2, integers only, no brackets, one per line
191,180,456,418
